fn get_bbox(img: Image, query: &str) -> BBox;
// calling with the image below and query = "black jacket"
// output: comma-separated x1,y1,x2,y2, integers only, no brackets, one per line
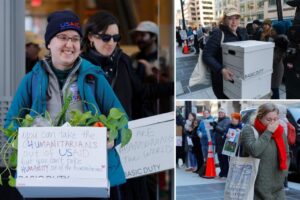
81,48,173,119
203,25,249,74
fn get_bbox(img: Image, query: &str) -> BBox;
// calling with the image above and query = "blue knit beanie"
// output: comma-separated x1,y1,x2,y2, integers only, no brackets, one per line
272,22,286,35
45,10,82,48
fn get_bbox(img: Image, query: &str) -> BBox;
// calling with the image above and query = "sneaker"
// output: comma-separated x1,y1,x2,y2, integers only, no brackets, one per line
185,168,194,171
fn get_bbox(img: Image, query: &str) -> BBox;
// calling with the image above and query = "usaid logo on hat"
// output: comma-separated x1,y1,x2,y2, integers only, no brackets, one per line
60,21,80,30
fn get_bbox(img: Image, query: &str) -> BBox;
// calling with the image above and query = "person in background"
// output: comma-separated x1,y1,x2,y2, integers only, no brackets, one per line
252,19,263,40
25,32,42,73
270,22,289,99
214,108,231,178
185,113,197,171
197,109,214,161
277,104,290,191
5,10,127,200
240,103,289,199
131,21,173,118
176,26,183,47
202,5,248,99
260,18,272,41
224,112,243,174
191,118,204,173
176,109,186,168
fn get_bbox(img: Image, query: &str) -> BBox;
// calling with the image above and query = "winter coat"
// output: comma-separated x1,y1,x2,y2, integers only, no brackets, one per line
203,24,249,74
197,116,214,147
215,116,231,154
4,58,126,187
240,125,289,200
82,48,173,120
272,35,289,88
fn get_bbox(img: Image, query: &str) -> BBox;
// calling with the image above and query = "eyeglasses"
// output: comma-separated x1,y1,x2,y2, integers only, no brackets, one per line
55,34,81,43
94,33,121,42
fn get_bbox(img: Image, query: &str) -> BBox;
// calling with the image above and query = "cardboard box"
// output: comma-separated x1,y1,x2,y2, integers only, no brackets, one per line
222,40,274,79
16,127,109,198
223,72,272,99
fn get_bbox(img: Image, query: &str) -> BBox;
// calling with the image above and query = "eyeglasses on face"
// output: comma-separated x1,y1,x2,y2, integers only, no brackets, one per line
94,33,121,42
55,34,81,43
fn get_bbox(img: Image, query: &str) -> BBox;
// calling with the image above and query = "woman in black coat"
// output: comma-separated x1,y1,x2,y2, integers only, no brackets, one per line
81,11,173,200
81,11,173,120
202,5,248,99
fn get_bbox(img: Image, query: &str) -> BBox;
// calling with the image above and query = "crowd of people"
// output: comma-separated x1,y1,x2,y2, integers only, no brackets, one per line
176,5,292,99
176,107,242,179
176,102,295,199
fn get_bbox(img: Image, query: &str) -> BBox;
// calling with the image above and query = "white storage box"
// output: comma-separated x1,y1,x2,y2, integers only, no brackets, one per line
222,40,274,79
16,127,109,198
223,72,272,99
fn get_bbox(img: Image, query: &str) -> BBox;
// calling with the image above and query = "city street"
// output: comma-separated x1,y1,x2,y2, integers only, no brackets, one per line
176,46,287,99
176,166,300,200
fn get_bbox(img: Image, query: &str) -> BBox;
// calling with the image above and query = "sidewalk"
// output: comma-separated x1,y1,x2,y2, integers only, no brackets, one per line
176,46,287,99
176,167,300,200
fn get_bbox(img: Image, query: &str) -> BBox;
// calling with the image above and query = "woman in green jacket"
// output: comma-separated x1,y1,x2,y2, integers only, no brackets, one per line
240,103,289,200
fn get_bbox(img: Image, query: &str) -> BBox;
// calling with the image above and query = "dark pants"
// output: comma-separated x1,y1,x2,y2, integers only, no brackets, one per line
271,88,280,99
191,136,204,172
176,146,186,165
211,72,228,99
121,176,154,200
217,153,229,177
24,185,124,200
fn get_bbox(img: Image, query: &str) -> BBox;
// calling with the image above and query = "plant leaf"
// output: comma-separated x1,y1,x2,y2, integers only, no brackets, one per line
45,111,52,124
0,174,3,186
109,128,118,142
109,108,124,120
86,117,100,126
98,115,107,124
8,176,16,187
11,138,18,150
121,128,132,147
117,116,128,128
9,150,17,167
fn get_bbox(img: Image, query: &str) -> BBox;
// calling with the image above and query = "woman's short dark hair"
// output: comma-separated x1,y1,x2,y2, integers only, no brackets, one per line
82,11,120,51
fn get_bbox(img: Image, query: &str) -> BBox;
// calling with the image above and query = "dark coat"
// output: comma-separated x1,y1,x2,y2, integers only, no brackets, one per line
272,35,289,88
203,25,249,74
202,25,248,98
215,116,231,154
81,48,173,120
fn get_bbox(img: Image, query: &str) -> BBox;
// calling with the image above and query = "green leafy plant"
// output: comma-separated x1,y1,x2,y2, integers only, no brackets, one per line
0,99,132,187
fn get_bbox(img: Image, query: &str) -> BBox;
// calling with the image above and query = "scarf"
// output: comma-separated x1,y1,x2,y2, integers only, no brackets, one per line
254,118,287,170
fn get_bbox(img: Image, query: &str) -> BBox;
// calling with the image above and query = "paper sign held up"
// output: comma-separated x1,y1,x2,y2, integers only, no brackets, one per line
117,112,174,179
17,127,109,198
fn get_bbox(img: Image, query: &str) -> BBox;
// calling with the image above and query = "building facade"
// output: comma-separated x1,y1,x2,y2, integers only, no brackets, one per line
176,0,215,28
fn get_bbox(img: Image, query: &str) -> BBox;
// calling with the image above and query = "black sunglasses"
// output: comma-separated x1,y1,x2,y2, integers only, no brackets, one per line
94,33,121,42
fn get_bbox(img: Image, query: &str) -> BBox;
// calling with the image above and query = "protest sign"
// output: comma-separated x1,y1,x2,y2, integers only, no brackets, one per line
16,127,108,198
117,112,174,179
222,128,241,157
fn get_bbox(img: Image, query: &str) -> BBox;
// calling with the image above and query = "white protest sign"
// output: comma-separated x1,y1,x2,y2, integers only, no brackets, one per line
16,127,109,198
117,112,174,179
222,128,241,157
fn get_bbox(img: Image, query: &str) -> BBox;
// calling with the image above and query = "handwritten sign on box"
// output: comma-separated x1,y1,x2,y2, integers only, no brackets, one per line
117,112,174,179
16,127,109,198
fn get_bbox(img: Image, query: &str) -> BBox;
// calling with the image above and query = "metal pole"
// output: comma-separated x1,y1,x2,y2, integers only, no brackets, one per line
276,0,283,21
180,0,186,30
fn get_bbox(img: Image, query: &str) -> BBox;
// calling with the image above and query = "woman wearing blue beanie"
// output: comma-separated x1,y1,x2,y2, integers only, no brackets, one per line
4,10,127,200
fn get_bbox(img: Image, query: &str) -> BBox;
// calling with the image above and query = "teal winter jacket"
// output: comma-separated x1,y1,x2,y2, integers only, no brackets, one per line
4,57,127,186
